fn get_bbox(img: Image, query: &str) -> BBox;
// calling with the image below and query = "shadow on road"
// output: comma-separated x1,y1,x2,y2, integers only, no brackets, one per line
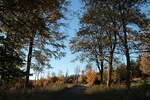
55,85,88,100
55,84,150,100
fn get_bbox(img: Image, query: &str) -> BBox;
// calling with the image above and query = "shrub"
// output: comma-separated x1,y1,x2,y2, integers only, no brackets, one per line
86,70,98,86
64,75,75,83
33,80,44,87
115,65,127,83
47,76,59,83
57,76,65,84
78,75,87,84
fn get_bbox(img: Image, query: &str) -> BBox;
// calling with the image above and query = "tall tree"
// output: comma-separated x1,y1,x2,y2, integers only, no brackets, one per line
80,0,149,88
70,22,106,84
114,0,149,89
72,0,119,87
0,0,68,87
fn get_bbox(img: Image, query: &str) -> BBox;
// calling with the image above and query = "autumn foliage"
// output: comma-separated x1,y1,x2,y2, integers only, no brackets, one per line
86,69,98,86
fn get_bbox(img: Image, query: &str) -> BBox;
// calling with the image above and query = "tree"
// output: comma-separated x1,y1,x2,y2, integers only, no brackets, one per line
116,64,127,83
138,21,150,77
70,9,106,84
23,0,68,87
139,24,150,52
72,0,119,87
74,66,80,83
116,60,142,83
130,60,142,78
79,0,149,88
114,0,149,89
92,0,148,88
0,35,25,86
0,0,68,87
32,64,44,81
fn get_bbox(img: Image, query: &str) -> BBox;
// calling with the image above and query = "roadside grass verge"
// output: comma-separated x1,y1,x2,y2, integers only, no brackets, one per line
85,84,150,100
0,83,68,100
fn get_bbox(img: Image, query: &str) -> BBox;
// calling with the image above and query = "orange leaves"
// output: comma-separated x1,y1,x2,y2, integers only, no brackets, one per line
140,53,150,74
32,76,65,88
86,69,98,86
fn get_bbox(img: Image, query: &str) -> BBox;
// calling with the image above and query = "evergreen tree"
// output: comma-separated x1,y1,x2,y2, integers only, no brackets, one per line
0,35,25,86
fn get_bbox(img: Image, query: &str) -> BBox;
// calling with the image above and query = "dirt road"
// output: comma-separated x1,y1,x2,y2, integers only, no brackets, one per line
55,85,89,100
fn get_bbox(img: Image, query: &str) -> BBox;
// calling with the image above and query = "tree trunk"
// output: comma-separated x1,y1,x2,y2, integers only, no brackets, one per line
100,60,104,83
106,31,116,88
123,20,131,89
125,49,131,89
25,36,34,87
107,52,113,87
96,56,103,84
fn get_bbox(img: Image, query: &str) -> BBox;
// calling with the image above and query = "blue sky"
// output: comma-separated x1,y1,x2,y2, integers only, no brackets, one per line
30,0,88,79
45,0,91,77
49,0,85,75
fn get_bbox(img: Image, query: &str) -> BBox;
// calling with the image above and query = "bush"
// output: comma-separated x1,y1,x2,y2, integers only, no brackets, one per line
78,75,87,84
57,76,65,84
64,75,76,83
47,76,59,83
33,80,44,88
115,61,142,83
86,70,98,86
115,65,127,83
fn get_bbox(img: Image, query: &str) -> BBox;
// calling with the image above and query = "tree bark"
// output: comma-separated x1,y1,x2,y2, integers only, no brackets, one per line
100,60,104,83
107,52,113,87
25,36,34,87
123,21,131,89
125,48,131,89
96,57,101,82
106,31,116,87
96,56,103,84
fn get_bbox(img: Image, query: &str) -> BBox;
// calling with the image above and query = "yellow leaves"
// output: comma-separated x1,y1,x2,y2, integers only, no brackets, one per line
32,76,65,87
86,70,98,86
140,53,150,74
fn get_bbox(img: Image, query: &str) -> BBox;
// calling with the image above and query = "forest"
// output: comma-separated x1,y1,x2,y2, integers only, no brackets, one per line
0,0,150,100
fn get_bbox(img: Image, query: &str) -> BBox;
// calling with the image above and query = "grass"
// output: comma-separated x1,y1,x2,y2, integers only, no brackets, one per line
0,83,150,100
0,83,68,100
85,84,150,100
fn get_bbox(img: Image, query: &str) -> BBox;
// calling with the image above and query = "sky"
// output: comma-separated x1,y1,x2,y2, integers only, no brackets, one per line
30,0,88,79
49,0,85,76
